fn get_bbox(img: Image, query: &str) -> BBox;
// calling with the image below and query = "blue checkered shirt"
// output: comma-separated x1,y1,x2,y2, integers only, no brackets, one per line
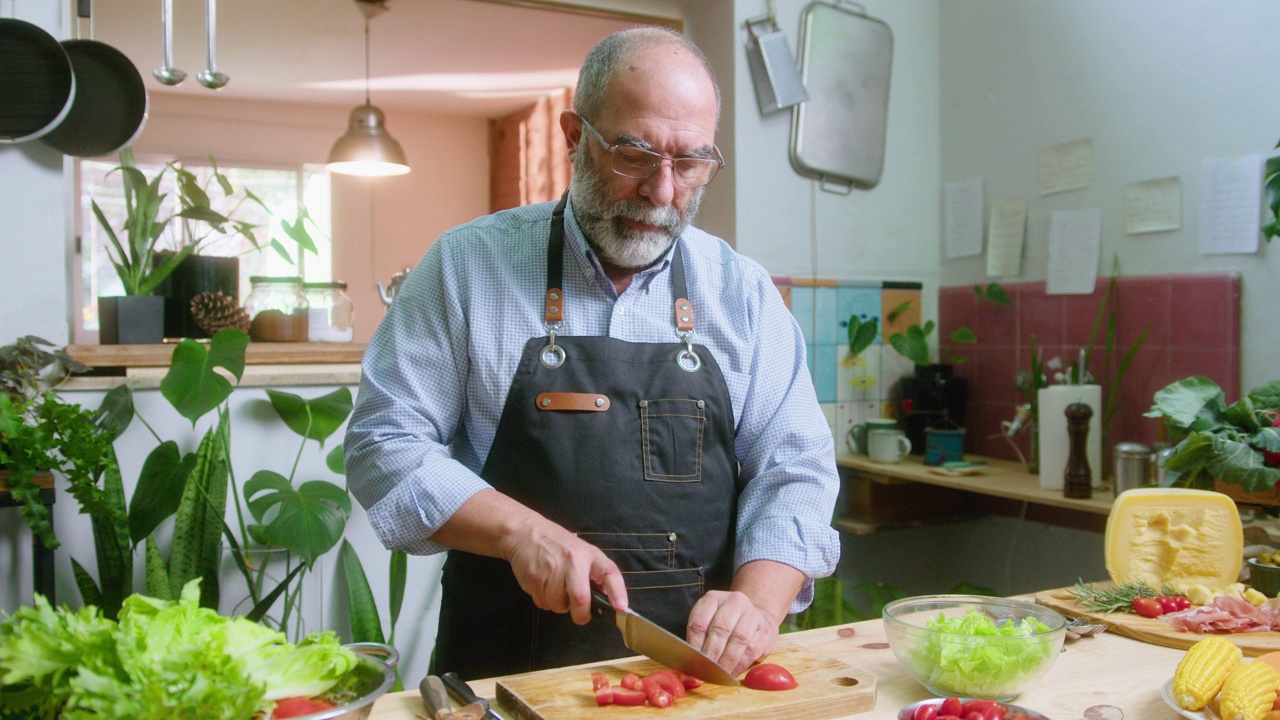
345,198,840,611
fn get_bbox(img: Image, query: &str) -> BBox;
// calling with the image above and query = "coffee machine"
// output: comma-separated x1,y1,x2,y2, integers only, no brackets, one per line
899,364,967,455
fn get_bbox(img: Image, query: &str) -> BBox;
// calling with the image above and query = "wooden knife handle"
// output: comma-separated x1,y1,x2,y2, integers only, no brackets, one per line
419,675,451,718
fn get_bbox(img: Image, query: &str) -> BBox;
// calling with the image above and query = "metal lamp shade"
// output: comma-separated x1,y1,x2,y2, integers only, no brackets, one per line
326,104,410,176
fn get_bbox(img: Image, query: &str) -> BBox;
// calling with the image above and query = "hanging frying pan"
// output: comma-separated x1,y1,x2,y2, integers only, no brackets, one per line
0,17,75,143
39,0,148,157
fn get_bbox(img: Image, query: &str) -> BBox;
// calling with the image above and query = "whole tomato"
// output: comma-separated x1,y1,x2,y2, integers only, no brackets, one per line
940,697,965,716
1132,596,1163,618
913,704,939,720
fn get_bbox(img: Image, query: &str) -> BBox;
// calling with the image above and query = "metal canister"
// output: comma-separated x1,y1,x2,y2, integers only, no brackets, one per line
1113,442,1151,494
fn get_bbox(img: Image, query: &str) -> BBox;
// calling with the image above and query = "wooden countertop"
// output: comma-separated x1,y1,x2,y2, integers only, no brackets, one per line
367,615,1186,719
837,453,1116,516
66,342,366,367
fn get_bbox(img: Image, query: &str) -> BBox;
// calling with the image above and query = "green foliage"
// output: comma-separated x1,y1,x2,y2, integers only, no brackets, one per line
888,283,1010,367
1263,141,1279,244
1145,376,1280,492
846,315,879,358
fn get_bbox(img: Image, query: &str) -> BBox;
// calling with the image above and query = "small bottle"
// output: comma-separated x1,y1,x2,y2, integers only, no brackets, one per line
244,276,308,342
303,281,355,342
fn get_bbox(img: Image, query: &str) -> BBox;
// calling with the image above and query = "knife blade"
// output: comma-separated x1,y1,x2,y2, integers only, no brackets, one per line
440,671,502,720
590,591,740,686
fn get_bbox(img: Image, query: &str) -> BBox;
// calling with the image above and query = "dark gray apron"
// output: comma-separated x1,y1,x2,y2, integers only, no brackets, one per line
433,194,741,680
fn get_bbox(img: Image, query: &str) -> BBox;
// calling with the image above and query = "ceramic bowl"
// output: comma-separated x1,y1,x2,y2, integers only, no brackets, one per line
1249,558,1280,598
882,594,1067,701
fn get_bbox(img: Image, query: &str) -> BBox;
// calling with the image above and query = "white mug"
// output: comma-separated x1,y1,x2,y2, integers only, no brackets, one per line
868,428,911,463
847,418,900,454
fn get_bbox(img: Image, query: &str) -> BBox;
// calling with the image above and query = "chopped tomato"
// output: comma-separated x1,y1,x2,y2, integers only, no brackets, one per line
741,663,798,691
641,676,674,708
611,687,647,706
672,670,703,689
619,673,642,691
646,670,686,698
272,697,336,718
591,672,610,691
594,686,614,706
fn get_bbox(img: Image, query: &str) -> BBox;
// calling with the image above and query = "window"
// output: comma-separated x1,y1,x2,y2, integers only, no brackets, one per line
74,157,331,341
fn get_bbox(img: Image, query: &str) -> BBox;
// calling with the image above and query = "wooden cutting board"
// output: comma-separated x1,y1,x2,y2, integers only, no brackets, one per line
494,641,876,720
1036,586,1280,657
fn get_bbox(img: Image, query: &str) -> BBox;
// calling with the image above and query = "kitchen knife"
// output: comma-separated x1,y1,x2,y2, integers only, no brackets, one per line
441,672,502,720
591,591,740,686
419,675,453,719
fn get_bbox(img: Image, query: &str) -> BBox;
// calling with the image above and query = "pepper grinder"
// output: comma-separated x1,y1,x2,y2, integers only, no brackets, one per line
1064,402,1093,499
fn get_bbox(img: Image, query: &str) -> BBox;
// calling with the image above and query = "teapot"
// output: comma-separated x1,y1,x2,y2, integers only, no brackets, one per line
375,267,412,307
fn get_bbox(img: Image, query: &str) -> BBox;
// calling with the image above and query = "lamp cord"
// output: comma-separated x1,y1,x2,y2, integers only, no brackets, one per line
363,18,371,106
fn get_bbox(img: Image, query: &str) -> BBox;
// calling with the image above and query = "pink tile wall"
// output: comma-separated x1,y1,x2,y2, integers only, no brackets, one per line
939,274,1241,466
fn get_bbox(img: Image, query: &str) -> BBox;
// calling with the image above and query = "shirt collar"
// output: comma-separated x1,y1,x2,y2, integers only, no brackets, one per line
563,194,678,293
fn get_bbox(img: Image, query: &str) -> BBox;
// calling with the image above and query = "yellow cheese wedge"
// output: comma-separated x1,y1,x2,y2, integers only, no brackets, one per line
1105,488,1243,591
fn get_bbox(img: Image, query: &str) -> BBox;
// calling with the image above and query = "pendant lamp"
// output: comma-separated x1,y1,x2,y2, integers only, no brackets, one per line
326,0,410,176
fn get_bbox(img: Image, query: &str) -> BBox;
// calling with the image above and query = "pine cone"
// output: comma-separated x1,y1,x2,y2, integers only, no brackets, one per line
190,291,251,336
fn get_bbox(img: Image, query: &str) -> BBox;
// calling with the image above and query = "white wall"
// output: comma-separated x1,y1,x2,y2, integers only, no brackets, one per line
936,0,1280,391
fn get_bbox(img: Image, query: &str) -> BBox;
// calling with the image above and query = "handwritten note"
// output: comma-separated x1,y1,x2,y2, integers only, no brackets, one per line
1039,139,1094,196
1046,208,1101,295
1124,177,1182,234
986,197,1028,277
1200,155,1263,254
944,177,984,258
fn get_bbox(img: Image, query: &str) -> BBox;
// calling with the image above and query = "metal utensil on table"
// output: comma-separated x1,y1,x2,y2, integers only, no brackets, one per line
196,0,229,89
1065,615,1108,641
590,591,740,686
419,674,454,719
152,0,186,85
440,672,501,720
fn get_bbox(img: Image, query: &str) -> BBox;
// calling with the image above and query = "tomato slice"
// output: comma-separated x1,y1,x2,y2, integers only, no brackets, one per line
272,697,336,718
620,673,642,691
591,672,610,691
646,670,687,698
672,670,703,689
741,663,798,691
594,686,614,706
641,676,674,708
611,687,647,706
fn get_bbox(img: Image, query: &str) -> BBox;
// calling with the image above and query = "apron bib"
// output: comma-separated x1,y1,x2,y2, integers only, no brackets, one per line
433,195,741,680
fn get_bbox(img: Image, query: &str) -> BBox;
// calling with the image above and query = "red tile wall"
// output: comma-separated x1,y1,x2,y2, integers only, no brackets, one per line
938,274,1241,469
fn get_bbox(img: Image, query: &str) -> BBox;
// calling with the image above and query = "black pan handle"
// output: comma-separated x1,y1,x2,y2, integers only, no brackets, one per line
591,591,618,624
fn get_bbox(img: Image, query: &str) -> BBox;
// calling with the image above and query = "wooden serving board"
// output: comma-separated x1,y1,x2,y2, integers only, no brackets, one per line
1036,586,1280,657
494,642,876,720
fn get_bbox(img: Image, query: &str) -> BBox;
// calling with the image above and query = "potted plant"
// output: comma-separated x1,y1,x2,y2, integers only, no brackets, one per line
1263,138,1278,244
1144,376,1280,503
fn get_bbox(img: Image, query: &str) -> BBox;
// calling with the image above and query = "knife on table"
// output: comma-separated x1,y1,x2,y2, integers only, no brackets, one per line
441,671,502,720
419,675,454,719
590,591,740,686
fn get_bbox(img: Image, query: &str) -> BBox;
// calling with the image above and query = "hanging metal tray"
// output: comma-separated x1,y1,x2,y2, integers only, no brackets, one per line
789,0,893,193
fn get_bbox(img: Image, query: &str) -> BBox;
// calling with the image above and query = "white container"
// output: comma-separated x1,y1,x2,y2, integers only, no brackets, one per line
304,281,355,342
1038,384,1102,491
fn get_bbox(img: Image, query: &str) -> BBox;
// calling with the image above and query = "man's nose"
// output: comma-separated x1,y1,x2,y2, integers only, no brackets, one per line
638,160,676,207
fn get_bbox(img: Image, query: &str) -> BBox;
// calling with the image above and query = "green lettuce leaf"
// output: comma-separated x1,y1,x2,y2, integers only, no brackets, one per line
903,609,1056,698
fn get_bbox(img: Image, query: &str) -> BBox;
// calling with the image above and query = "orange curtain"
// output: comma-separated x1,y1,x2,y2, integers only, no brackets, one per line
489,88,574,212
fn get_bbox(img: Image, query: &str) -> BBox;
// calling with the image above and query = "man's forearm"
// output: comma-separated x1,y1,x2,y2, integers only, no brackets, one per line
429,487,550,561
730,559,807,626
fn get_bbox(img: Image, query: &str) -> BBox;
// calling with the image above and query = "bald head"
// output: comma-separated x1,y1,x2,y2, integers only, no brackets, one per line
573,27,721,125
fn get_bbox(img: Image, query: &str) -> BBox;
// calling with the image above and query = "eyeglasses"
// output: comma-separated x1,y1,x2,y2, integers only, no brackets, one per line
578,115,724,188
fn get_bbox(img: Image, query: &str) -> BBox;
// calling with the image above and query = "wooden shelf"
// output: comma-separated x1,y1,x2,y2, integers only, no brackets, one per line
67,342,366,368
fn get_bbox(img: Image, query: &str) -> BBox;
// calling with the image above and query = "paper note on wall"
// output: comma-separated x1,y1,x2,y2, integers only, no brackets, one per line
1039,139,1093,196
986,197,1027,277
1124,177,1182,234
1200,155,1263,254
1046,208,1102,295
944,177,984,258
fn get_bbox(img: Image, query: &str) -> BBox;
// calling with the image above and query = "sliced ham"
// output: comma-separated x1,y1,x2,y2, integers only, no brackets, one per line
1163,595,1280,633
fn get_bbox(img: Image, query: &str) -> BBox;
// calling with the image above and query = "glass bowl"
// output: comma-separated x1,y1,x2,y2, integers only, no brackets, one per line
882,594,1067,701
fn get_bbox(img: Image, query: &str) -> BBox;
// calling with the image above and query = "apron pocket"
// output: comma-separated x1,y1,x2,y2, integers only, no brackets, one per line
640,398,705,482
623,566,705,636
578,530,677,570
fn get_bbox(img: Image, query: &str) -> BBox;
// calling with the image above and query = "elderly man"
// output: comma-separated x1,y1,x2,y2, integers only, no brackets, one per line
345,26,840,681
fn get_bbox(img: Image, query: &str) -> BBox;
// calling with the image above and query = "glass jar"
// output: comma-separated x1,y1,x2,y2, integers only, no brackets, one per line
303,281,354,342
244,276,308,342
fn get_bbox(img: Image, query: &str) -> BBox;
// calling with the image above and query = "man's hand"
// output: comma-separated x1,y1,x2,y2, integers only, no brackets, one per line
686,590,778,677
686,559,806,677
503,517,629,625
430,489,628,625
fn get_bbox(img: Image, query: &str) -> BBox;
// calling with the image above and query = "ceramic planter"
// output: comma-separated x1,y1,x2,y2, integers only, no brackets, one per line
98,295,164,344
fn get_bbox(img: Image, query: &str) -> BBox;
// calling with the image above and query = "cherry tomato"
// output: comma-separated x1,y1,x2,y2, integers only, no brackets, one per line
940,697,965,716
742,663,799,691
1132,596,1164,618
962,700,998,714
610,687,647,706
964,712,984,720
982,706,1007,720
272,697,336,718
938,716,964,720
1172,595,1191,611
594,686,614,706
591,672,610,691
1156,595,1179,613
913,704,939,720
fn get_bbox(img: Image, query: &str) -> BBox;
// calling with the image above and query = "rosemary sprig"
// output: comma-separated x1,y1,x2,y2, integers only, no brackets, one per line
1070,578,1181,614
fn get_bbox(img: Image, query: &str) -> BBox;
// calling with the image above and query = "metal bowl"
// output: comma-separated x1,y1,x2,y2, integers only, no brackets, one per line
290,642,400,720
898,697,1052,720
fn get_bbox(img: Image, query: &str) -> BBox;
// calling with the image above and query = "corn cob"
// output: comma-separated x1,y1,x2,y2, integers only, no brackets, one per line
1220,660,1280,720
1174,636,1242,710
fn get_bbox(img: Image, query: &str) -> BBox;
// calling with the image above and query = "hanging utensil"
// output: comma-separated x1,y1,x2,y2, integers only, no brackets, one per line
152,0,185,85
196,0,228,89
40,0,149,157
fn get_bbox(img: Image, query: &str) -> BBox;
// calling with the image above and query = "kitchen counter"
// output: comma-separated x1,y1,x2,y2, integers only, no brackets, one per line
367,615,1187,719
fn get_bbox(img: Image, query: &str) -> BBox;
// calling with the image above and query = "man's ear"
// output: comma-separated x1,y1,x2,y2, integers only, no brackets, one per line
560,111,582,161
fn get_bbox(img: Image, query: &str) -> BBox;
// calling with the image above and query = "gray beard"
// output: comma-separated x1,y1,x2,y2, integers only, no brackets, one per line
569,147,703,271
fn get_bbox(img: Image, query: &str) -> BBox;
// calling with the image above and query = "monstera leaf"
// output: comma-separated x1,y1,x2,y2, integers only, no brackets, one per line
244,471,351,568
